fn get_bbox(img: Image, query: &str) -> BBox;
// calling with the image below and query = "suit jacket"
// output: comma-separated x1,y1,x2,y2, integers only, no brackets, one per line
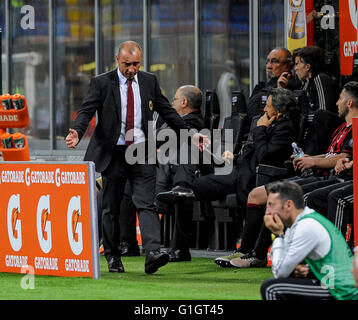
236,118,297,203
156,110,206,195
73,69,192,173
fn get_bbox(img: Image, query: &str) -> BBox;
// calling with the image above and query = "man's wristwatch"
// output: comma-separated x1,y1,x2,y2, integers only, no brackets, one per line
275,233,284,238
271,233,284,241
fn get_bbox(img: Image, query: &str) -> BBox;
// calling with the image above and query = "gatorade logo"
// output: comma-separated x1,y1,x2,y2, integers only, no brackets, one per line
67,196,83,255
349,0,358,30
36,195,52,253
7,194,22,252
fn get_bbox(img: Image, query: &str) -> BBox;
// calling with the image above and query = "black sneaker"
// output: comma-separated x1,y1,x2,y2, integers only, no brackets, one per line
168,249,191,262
107,256,125,273
119,242,140,256
145,250,169,274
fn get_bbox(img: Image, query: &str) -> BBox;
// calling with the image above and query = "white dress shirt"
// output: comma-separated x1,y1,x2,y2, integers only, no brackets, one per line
116,68,145,145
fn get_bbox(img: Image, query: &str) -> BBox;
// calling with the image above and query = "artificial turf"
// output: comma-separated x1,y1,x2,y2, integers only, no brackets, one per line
0,255,272,300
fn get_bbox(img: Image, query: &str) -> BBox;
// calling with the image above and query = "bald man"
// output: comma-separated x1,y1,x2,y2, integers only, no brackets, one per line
66,41,209,275
245,47,295,134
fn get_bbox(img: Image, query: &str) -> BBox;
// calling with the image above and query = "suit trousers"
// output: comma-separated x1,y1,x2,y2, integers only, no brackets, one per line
170,163,236,251
101,146,160,259
156,164,193,251
119,181,138,246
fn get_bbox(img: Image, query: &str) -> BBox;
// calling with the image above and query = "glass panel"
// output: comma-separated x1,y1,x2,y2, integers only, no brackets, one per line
150,0,195,100
55,0,95,150
0,1,5,94
258,0,285,82
201,0,250,107
10,1,50,149
102,0,143,73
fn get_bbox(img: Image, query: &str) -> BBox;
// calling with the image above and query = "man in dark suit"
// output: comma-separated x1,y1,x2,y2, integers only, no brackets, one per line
65,41,208,274
155,85,206,262
118,85,206,259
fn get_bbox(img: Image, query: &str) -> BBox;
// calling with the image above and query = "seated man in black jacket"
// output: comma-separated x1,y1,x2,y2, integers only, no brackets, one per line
155,85,206,262
156,88,300,256
278,45,341,155
286,46,338,113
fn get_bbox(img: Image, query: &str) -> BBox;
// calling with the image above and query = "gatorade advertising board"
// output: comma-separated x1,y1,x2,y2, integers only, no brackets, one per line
0,161,100,279
339,0,358,75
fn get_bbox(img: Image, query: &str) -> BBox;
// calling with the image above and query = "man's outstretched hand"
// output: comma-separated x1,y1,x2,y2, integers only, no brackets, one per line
65,128,79,149
192,132,210,152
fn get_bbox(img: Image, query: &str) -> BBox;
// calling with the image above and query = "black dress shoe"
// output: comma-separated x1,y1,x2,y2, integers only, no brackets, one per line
145,250,169,274
156,186,196,204
120,242,140,256
168,249,191,262
108,256,125,273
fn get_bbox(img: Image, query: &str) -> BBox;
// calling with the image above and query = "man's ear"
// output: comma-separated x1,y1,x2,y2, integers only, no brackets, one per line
347,98,354,109
285,199,294,209
182,97,189,107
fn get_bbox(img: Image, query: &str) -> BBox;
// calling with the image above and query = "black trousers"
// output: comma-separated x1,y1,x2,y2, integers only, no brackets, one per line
170,163,237,251
119,181,138,246
306,180,353,236
101,147,160,259
261,277,334,300
171,202,194,251
173,163,237,200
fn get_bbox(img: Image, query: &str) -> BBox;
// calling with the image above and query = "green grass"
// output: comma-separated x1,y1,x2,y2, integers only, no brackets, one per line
0,256,273,300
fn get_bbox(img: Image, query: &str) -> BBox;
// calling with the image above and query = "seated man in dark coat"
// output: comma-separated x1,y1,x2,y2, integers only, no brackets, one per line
155,85,206,262
156,88,300,256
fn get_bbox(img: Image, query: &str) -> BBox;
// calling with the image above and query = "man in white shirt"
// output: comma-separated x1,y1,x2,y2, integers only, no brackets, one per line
261,181,358,300
66,41,209,275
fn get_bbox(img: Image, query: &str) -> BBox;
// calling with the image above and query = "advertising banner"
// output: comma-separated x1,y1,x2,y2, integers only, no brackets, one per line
353,118,358,246
287,0,307,52
0,161,100,279
305,0,314,46
339,0,358,75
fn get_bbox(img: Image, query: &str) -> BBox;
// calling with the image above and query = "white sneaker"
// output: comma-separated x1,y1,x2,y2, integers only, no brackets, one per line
230,251,267,268
214,250,244,268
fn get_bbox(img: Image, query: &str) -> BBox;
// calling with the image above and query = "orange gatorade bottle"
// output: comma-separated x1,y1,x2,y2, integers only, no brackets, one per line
11,94,25,110
12,132,25,149
1,94,13,110
1,132,13,148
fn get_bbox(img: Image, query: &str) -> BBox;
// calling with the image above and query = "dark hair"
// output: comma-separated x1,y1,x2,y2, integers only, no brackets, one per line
179,85,203,111
343,81,358,108
266,181,305,209
292,46,325,76
269,87,299,120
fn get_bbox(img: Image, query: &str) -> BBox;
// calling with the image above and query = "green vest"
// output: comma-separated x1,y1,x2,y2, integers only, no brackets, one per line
299,212,358,300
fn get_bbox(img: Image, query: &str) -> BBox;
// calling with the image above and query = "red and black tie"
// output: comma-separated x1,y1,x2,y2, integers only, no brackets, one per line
125,79,134,145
